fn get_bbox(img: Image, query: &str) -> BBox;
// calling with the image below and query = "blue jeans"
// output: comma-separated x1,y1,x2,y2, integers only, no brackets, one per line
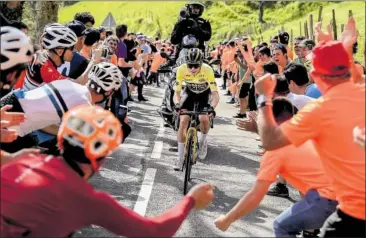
273,189,338,237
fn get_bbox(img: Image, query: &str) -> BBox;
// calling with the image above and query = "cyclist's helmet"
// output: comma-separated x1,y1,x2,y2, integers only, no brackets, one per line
186,48,204,66
87,62,122,96
187,1,205,18
57,105,122,171
1,26,33,71
42,23,78,50
182,34,199,48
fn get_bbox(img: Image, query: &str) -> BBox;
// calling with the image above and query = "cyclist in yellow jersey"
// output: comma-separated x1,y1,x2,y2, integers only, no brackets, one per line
174,48,220,170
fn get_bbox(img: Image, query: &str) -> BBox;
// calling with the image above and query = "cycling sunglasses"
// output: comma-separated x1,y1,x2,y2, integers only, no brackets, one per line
187,63,201,69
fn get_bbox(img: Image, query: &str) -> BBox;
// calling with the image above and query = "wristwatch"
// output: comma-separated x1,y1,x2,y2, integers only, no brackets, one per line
256,94,273,108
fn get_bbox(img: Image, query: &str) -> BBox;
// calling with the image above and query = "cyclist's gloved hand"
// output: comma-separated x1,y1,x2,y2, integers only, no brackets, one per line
208,106,216,118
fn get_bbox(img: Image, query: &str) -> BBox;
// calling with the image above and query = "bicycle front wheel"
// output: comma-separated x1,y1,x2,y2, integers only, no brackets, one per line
183,134,194,195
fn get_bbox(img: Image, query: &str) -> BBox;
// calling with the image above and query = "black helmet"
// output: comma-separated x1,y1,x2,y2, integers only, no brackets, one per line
182,34,198,48
186,48,203,65
187,1,205,18
65,20,86,37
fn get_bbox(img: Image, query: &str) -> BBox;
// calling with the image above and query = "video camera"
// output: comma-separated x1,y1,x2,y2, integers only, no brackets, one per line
179,6,190,19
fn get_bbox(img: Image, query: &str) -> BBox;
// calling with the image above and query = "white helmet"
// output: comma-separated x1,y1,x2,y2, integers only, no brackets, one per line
42,23,77,50
87,62,122,95
1,26,33,70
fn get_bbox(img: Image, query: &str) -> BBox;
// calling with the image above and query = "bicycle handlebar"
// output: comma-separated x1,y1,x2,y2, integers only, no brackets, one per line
179,110,215,116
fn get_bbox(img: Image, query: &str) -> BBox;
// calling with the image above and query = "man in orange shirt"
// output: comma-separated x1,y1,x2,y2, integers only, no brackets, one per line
147,46,167,87
254,38,365,237
223,41,237,97
214,98,337,237
279,32,294,60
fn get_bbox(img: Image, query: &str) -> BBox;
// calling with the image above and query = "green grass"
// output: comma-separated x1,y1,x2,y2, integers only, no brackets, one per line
58,1,365,62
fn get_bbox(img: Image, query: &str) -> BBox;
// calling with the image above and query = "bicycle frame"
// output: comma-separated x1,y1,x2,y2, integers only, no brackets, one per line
184,102,200,164
179,102,214,194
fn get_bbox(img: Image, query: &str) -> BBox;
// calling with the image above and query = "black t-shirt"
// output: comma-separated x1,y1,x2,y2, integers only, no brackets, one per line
150,44,157,53
57,52,89,79
124,39,137,62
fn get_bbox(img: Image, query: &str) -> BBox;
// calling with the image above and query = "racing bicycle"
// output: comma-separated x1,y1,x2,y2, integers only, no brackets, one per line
179,102,214,195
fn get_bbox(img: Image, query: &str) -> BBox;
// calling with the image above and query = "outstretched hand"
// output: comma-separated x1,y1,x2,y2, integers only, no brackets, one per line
314,22,333,43
187,183,214,210
341,16,359,50
1,105,26,127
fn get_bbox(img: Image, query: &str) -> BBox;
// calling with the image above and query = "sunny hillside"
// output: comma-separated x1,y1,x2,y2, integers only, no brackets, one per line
58,1,365,63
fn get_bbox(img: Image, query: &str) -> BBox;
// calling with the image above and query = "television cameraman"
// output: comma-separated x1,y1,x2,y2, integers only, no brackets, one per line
169,1,211,65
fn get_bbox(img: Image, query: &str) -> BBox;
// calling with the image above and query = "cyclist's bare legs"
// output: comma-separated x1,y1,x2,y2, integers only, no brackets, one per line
174,115,190,170
198,115,209,160
199,115,209,134
177,115,190,143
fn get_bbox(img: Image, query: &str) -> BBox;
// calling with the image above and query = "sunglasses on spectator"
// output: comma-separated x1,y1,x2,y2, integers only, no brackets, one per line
187,64,201,69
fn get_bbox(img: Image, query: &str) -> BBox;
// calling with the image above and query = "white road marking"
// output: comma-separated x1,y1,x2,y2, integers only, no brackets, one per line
157,122,166,138
133,168,157,216
150,123,165,159
133,123,164,215
150,141,163,159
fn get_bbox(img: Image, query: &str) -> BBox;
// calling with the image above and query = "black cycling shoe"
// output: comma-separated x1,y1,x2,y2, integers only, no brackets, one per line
127,96,134,102
226,98,235,104
224,91,231,96
138,97,149,102
233,113,246,118
266,183,289,198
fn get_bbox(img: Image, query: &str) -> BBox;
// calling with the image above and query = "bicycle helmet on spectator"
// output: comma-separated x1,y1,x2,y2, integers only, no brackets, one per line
57,105,122,171
182,34,199,48
42,23,78,50
87,62,122,96
186,48,203,66
65,20,86,38
1,26,33,71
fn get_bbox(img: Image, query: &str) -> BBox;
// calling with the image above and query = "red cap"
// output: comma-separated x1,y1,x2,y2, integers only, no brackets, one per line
311,40,350,77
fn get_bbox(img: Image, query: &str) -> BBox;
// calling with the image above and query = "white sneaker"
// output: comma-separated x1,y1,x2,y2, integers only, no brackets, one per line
198,139,208,160
173,157,184,171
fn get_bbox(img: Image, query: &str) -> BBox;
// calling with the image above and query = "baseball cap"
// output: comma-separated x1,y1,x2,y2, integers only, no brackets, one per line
137,35,145,40
299,39,316,50
279,32,290,45
65,20,86,37
311,40,350,77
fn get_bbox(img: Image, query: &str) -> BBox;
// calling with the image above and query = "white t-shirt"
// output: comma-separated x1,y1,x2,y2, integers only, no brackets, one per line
286,92,314,110
11,80,92,137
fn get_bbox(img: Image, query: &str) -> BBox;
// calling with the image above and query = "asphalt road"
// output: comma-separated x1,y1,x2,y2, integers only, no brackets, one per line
75,78,300,237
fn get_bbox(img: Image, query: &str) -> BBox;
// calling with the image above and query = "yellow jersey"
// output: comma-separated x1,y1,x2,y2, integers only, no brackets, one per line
175,63,218,94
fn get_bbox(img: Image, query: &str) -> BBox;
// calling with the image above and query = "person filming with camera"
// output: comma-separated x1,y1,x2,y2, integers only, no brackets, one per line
169,1,211,65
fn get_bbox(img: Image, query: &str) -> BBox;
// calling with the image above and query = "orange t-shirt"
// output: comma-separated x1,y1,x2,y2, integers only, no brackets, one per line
110,55,118,66
280,81,365,219
286,45,294,61
80,49,91,60
150,53,166,73
224,48,237,72
257,141,336,200
220,47,230,70
210,50,218,59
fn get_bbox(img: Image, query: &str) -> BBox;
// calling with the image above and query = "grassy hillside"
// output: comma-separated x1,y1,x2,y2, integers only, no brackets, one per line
58,1,365,63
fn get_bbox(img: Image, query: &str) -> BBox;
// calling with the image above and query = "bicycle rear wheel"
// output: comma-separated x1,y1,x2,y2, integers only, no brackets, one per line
183,134,194,195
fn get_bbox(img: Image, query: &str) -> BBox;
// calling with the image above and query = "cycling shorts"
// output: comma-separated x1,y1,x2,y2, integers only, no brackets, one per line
180,88,211,112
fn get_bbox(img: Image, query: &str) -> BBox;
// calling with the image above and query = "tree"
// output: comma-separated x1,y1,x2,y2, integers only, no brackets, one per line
34,1,59,43
0,1,25,23
258,1,265,23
